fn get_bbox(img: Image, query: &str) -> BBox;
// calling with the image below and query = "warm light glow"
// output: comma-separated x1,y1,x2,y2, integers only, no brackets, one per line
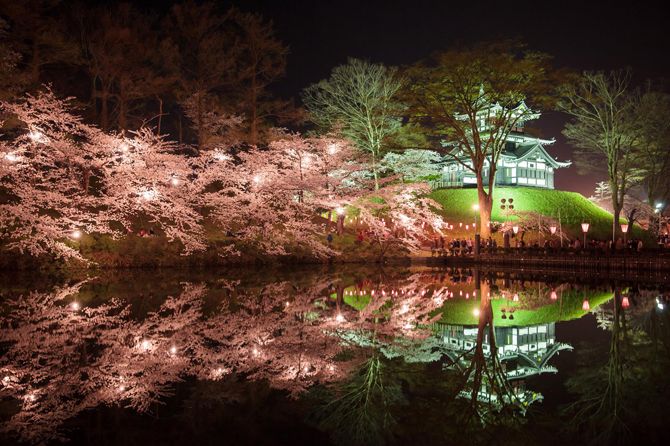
140,189,157,201
213,150,231,161
252,347,260,357
473,308,480,317
170,177,180,186
550,291,558,300
71,302,80,311
2,376,10,384
549,225,557,235
71,230,82,240
335,313,345,323
140,339,152,351
335,207,345,216
582,300,590,311
472,203,480,211
4,152,20,163
513,293,519,302
252,175,262,184
621,296,630,309
512,225,519,234
170,346,177,355
620,223,629,233
28,128,48,144
581,222,590,233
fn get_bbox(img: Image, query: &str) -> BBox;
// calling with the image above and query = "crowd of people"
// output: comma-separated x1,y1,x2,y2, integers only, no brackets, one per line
426,233,667,257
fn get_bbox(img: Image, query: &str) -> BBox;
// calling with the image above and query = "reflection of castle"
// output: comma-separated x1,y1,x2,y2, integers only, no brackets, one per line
434,322,573,408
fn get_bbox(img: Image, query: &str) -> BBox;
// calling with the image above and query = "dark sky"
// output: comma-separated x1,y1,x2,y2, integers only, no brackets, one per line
158,0,670,195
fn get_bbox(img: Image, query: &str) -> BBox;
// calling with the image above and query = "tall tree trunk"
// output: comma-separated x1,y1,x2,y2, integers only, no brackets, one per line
100,87,110,131
371,150,379,190
250,74,258,146
477,180,493,238
156,96,163,136
196,92,204,150
31,39,40,85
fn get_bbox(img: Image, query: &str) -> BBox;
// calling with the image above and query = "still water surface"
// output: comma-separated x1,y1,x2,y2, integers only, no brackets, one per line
1,265,669,446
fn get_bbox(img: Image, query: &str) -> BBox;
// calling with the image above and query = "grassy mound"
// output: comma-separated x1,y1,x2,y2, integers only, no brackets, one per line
429,186,647,241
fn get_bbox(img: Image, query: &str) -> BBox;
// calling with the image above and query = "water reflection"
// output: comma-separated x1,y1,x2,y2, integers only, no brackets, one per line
0,267,668,445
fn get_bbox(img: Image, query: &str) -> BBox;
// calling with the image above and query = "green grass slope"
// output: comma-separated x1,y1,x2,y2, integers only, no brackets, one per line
429,186,647,241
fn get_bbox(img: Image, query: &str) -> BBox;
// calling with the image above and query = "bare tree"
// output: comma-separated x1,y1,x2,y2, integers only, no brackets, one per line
302,58,404,190
559,71,639,242
404,42,554,237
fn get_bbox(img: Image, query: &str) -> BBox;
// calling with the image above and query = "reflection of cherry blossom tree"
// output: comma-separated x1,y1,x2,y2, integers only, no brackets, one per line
0,270,447,443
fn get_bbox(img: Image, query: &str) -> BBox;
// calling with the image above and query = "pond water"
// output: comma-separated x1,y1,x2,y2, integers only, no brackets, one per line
1,265,669,446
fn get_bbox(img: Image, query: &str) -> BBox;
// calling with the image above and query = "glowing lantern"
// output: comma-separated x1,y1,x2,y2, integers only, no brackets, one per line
71,302,80,311
581,222,590,233
459,222,463,228
549,225,557,235
621,296,630,309
620,224,629,234
472,203,480,211
336,207,345,215
582,300,590,311
335,313,345,323
513,293,519,302
473,308,480,317
170,346,177,355
550,291,558,300
512,225,519,234
71,230,82,240
465,224,469,230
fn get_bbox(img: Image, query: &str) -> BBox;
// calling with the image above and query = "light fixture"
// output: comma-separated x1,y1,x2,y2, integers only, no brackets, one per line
71,230,82,240
472,203,480,211
512,225,519,234
582,300,590,311
621,296,630,309
620,223,629,233
581,222,590,233
473,308,480,317
550,291,558,300
71,302,80,311
335,207,345,216
549,225,557,235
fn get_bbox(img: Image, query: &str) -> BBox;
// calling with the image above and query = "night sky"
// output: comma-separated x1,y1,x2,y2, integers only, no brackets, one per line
147,0,670,195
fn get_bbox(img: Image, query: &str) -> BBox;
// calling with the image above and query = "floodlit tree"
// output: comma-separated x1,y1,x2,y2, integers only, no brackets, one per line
559,70,639,241
632,90,670,208
403,41,555,238
302,58,404,190
380,149,444,182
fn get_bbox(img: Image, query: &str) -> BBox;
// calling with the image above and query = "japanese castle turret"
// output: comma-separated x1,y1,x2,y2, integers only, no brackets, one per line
433,102,571,190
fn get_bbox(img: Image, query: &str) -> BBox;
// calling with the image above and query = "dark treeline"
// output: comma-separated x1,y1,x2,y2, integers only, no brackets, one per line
0,0,300,148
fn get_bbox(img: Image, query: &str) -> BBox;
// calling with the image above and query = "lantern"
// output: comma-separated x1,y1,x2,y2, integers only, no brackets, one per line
513,293,519,302
620,224,629,233
549,225,557,235
581,222,590,233
582,300,590,311
71,230,82,240
512,225,519,234
550,290,558,300
621,296,630,309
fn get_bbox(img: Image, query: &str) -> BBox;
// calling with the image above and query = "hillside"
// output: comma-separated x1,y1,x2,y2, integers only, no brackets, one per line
429,186,648,242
